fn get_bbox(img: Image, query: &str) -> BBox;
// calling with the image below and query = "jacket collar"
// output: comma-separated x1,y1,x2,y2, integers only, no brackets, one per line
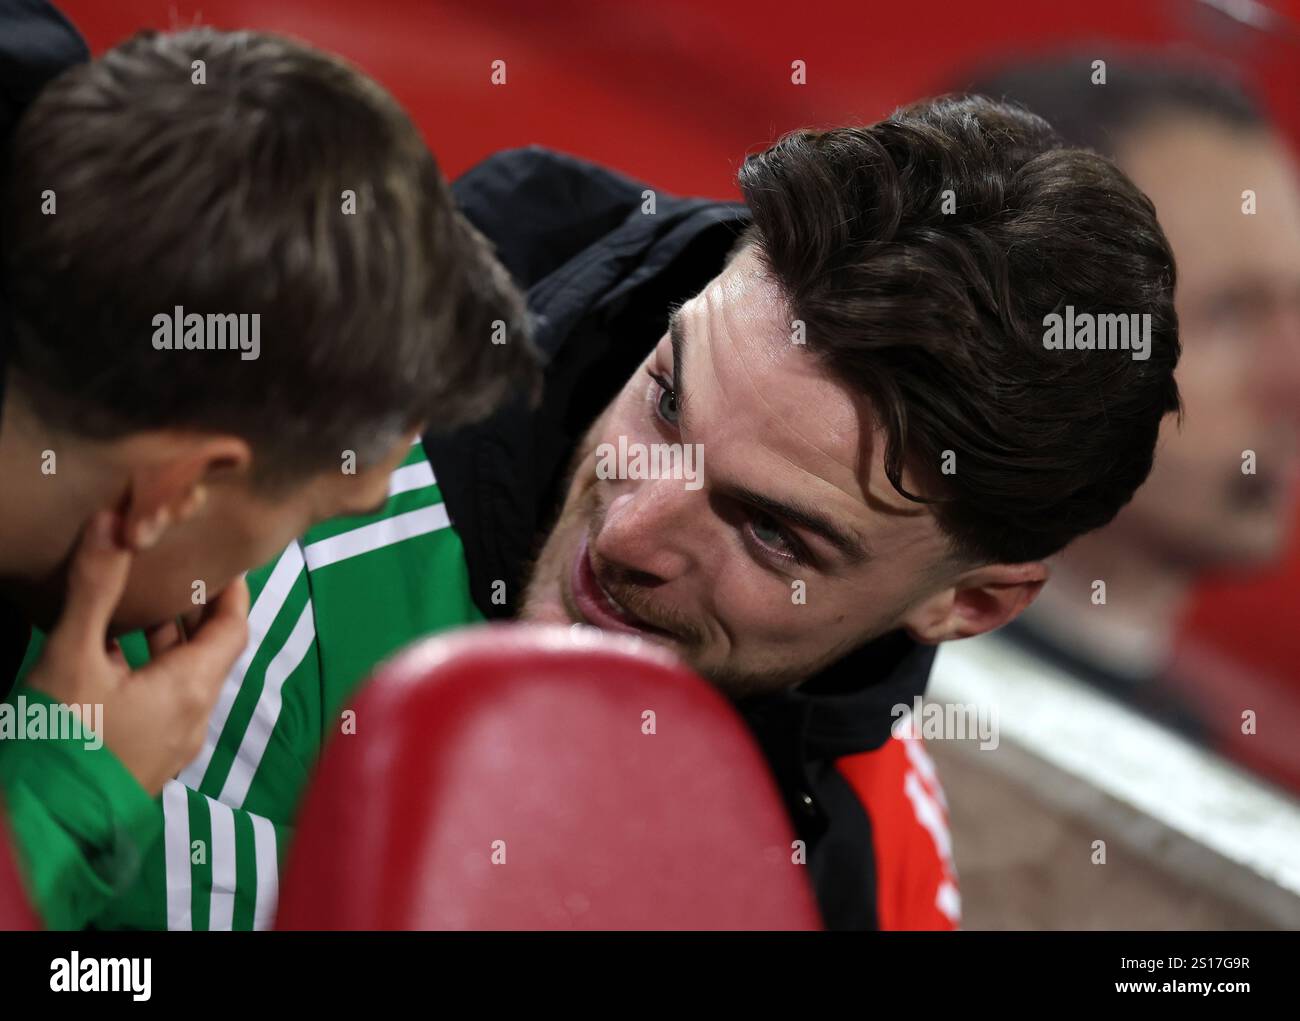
736,629,935,761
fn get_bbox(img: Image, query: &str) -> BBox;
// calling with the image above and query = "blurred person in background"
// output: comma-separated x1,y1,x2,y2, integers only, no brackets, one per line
956,53,1300,786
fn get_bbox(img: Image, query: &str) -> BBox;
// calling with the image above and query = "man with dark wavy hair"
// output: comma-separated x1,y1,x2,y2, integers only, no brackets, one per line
432,95,1181,928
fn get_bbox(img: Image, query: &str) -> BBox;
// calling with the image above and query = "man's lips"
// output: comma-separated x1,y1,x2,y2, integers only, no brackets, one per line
569,534,669,638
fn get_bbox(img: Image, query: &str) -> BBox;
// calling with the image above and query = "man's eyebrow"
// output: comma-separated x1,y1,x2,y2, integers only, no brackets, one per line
730,484,872,565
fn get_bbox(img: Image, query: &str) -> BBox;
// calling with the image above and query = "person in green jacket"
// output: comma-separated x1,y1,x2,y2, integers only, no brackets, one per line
0,26,539,928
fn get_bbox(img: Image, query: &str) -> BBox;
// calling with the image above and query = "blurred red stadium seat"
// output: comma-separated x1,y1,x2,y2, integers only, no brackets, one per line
277,624,822,929
0,812,39,930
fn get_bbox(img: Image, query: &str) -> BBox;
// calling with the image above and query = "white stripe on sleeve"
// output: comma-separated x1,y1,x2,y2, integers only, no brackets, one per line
217,602,317,809
179,542,305,789
207,797,238,930
162,781,193,931
251,813,279,932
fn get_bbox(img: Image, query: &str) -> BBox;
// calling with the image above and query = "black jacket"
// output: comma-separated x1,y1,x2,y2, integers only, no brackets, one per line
425,147,938,929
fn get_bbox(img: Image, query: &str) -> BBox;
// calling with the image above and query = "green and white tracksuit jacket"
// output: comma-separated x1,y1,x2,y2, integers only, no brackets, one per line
0,440,480,929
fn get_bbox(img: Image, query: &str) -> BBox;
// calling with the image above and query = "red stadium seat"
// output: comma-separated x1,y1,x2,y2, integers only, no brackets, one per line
277,624,822,929
0,812,39,930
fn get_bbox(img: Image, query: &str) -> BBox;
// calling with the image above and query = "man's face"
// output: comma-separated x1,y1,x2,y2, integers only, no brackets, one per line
522,246,957,695
1113,117,1300,567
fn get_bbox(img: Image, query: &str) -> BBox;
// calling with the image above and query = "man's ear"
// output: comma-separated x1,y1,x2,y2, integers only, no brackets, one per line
898,561,1049,645
120,436,252,551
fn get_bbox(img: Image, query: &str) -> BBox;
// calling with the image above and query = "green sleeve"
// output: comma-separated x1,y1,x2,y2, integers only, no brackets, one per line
0,685,161,930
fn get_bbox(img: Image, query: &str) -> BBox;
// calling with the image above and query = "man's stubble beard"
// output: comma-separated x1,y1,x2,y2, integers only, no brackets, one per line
518,418,602,628
516,407,899,699
517,439,863,699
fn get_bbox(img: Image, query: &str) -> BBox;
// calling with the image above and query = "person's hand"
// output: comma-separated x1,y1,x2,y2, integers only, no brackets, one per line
24,509,250,795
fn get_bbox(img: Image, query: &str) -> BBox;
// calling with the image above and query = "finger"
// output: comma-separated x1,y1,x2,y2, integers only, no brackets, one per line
179,606,204,642
151,575,250,698
187,573,246,634
49,510,132,659
145,618,184,658
197,575,251,656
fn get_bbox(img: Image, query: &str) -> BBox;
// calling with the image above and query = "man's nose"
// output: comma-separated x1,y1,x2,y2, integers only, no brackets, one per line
593,482,696,582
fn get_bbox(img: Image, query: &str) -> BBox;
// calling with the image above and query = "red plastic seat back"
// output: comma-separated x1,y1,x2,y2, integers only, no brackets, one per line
278,624,821,929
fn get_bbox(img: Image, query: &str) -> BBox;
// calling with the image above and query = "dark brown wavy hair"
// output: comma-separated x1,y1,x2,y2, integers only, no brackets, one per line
737,95,1181,564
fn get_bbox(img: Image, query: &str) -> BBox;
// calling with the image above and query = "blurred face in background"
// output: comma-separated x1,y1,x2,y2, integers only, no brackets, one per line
1112,114,1300,567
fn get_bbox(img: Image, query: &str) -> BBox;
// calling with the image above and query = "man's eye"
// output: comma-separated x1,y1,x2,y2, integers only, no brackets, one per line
747,513,800,562
650,372,680,425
